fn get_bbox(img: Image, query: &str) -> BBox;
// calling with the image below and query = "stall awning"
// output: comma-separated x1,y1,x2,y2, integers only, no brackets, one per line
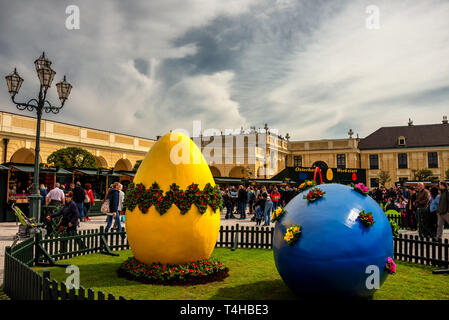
122,172,135,177
214,177,244,184
73,169,98,175
10,165,35,173
108,173,123,177
249,179,284,184
56,168,72,175
0,165,10,170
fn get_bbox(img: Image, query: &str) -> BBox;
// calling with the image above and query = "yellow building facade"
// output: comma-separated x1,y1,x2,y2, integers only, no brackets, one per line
0,111,155,170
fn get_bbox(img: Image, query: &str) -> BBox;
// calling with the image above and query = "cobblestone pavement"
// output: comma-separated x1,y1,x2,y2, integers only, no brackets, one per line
0,212,448,285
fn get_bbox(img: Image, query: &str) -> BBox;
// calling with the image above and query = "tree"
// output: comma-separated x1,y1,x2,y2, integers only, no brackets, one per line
412,169,433,181
376,170,391,186
47,147,98,169
133,160,142,172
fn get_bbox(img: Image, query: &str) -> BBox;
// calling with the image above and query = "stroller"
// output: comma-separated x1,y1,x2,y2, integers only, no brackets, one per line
10,203,46,247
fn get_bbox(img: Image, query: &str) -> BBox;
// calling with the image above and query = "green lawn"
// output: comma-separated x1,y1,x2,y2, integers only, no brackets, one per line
33,248,449,300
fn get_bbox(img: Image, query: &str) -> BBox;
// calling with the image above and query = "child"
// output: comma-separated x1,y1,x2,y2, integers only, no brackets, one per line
254,194,265,226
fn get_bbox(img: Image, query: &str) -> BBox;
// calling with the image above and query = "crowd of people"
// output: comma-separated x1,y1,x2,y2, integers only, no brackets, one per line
42,181,125,236
39,179,449,239
370,182,449,240
221,185,300,226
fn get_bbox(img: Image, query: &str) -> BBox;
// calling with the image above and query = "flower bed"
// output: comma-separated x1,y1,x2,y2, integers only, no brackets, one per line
117,257,229,285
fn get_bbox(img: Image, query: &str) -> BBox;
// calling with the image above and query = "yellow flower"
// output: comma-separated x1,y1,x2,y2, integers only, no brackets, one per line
284,230,292,239
293,226,300,233
300,183,305,188
307,181,312,185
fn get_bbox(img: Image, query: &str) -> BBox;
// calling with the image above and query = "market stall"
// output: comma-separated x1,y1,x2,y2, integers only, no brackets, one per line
0,165,10,222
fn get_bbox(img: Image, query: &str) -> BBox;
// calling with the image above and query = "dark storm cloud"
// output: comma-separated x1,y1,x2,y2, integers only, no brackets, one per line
1,0,448,140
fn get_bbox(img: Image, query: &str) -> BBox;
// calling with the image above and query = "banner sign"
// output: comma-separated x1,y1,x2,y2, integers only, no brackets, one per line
272,166,367,185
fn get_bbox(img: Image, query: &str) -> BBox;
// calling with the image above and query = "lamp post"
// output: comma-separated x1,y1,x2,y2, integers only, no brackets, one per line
264,123,269,180
5,52,72,223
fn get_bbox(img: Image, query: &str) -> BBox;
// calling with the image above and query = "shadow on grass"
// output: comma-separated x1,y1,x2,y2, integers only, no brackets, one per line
209,279,299,300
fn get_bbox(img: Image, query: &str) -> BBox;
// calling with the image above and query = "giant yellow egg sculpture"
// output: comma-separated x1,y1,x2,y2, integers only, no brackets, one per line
124,132,221,265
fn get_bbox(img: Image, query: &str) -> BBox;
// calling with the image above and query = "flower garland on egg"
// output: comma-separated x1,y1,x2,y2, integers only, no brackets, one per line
123,182,223,215
385,257,396,274
271,206,286,223
284,224,302,246
303,187,325,202
358,210,375,227
352,182,369,196
298,180,316,193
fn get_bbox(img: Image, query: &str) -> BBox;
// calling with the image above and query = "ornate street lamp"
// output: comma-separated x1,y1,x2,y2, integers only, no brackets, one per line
5,52,72,223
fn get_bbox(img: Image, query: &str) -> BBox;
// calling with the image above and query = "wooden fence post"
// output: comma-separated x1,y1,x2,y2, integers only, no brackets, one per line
231,224,239,251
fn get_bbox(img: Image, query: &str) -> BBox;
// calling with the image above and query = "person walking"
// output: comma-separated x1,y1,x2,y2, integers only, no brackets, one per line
45,183,65,206
437,181,449,240
46,191,79,233
407,187,417,230
247,187,255,215
105,182,125,238
229,186,238,218
39,184,47,207
262,187,273,227
415,182,430,238
84,183,95,222
428,187,439,239
237,185,248,220
254,194,265,226
223,188,232,219
73,181,86,222
113,183,125,231
271,187,281,210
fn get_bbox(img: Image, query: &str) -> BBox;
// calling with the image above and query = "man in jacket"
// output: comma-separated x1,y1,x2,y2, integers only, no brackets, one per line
415,182,430,237
105,182,124,238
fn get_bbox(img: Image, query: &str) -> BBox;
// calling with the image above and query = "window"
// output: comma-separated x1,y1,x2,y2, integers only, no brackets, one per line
428,152,438,168
398,153,408,169
336,154,346,169
370,178,379,188
369,154,379,169
398,136,406,146
399,177,408,183
294,156,302,167
285,155,288,166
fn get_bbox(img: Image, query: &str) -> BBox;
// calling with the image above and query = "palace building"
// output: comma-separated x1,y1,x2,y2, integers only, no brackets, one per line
1,110,448,189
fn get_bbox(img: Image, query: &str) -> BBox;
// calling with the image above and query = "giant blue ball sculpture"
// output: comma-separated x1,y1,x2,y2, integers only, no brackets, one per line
273,184,393,297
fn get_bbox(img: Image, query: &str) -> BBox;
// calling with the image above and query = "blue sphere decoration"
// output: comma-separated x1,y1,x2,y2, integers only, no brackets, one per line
273,184,393,297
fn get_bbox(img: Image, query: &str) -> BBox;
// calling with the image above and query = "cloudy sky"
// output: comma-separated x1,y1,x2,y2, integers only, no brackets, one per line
1,0,449,140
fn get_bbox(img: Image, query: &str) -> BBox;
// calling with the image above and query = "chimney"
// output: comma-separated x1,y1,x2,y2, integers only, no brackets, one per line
443,116,448,124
